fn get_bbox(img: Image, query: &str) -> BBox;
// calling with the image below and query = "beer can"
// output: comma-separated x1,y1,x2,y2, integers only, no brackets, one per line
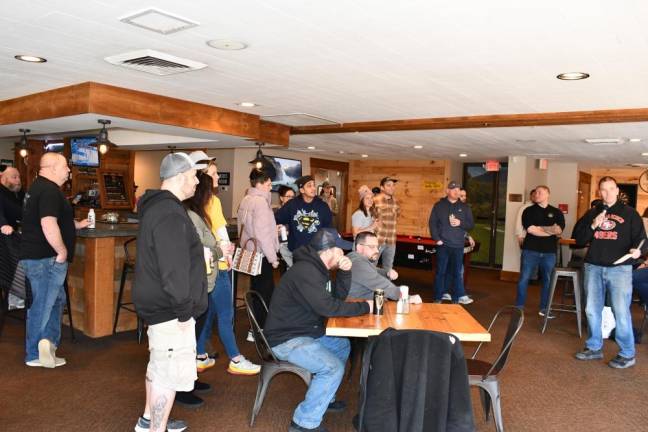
280,225,288,242
373,289,385,315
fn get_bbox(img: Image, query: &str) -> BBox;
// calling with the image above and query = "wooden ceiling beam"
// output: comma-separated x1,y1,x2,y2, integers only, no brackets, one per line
0,82,290,147
290,108,648,135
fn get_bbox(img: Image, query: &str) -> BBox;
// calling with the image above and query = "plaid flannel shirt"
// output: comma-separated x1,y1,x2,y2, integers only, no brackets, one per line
374,193,400,245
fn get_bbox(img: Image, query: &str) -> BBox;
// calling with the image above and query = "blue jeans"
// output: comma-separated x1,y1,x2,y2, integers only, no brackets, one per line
632,267,648,305
272,336,350,429
434,245,465,301
196,270,240,359
22,257,68,362
584,264,634,358
378,244,396,272
515,250,556,310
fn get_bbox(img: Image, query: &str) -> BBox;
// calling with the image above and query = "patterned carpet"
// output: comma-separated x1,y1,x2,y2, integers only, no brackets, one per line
1,267,646,431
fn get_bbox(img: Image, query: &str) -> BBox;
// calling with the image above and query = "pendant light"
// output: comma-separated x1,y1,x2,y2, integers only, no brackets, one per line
18,128,30,157
248,142,276,178
96,119,113,154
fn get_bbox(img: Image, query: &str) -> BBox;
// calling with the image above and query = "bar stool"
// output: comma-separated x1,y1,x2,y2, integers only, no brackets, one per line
541,267,583,337
112,238,143,342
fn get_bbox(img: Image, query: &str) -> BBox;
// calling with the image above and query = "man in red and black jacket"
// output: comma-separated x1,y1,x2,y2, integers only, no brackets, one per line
573,176,646,369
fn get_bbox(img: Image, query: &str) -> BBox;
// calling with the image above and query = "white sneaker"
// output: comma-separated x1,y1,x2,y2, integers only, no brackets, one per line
38,339,56,368
441,293,452,301
246,330,255,342
196,354,215,373
26,357,66,368
458,296,474,305
227,356,261,375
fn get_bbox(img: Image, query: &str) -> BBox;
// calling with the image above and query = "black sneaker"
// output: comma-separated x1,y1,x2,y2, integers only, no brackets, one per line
193,380,212,395
326,400,346,413
574,348,603,360
608,355,636,369
288,421,328,432
134,416,187,432
175,391,204,409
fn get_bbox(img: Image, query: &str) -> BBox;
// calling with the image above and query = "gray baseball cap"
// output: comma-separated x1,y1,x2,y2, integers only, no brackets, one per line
160,152,207,180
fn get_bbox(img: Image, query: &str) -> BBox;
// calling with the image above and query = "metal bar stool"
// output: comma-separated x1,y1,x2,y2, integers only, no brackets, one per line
541,267,583,337
112,238,143,342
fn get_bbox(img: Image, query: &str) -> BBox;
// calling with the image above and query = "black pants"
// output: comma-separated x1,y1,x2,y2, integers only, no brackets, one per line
251,258,275,327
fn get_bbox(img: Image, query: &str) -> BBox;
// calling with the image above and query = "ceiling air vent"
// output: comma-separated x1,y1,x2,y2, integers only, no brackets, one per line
104,49,207,76
261,113,340,127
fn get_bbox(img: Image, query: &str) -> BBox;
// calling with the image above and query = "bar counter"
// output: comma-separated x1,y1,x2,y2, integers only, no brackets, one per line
68,222,138,338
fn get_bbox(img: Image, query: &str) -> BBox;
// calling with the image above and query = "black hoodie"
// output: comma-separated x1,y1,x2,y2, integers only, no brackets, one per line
573,201,646,267
264,245,370,347
133,190,207,325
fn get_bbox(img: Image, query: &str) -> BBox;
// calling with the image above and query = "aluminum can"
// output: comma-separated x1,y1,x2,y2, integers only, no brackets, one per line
280,225,288,242
373,289,385,315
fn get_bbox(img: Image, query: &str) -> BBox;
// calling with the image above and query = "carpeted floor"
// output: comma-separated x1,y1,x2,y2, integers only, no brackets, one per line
1,267,647,431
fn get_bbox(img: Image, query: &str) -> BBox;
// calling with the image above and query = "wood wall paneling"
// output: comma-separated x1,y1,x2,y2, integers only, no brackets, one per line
347,160,449,236
589,168,648,216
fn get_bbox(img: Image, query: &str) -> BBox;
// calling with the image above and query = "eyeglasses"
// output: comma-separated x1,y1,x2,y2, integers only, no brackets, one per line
359,243,379,250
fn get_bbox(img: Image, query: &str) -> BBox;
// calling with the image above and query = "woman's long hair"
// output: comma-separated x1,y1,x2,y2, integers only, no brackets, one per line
357,195,376,218
184,171,214,229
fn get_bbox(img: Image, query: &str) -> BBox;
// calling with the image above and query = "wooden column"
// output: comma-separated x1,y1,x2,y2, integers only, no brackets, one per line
83,237,115,337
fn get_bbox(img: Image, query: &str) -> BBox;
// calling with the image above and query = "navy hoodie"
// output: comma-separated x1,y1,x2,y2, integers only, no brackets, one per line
264,245,370,347
429,197,475,248
133,190,207,325
274,195,333,251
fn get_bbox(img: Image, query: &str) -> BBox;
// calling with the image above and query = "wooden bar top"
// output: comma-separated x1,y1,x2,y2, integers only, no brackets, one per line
326,302,490,342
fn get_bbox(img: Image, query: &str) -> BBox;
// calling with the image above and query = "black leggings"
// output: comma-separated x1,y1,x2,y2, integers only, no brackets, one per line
251,258,275,327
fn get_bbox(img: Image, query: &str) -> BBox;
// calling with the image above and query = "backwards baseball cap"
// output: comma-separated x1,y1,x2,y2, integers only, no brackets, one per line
160,152,207,180
447,181,461,189
296,175,315,189
310,228,354,251
188,150,216,165
380,176,398,186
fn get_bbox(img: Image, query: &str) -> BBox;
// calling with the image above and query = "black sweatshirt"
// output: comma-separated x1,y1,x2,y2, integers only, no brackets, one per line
133,190,207,325
264,245,370,347
573,201,646,267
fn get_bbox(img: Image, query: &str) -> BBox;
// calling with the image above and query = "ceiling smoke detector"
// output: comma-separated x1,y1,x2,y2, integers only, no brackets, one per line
104,49,207,76
120,8,198,35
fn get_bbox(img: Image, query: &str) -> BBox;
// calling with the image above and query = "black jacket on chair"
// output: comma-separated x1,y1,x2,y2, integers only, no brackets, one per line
357,328,475,432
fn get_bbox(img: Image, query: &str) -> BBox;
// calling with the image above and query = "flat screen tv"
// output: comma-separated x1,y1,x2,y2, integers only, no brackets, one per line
265,156,302,191
71,137,99,167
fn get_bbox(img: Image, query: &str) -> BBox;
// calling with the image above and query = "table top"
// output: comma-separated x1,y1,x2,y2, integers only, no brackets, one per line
326,302,491,342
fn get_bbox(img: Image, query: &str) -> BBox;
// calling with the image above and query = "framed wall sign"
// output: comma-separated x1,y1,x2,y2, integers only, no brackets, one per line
98,170,132,209
218,172,230,186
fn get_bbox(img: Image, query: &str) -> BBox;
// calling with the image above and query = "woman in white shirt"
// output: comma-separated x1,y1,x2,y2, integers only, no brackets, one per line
352,185,379,237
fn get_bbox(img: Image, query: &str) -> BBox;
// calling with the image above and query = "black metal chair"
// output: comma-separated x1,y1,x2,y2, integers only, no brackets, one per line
112,238,143,342
244,290,311,427
466,306,524,432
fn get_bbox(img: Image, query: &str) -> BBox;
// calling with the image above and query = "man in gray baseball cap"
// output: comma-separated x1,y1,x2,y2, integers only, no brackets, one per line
131,151,208,431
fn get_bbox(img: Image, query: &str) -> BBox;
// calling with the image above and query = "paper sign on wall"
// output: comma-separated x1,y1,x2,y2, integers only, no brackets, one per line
423,181,443,191
558,204,568,214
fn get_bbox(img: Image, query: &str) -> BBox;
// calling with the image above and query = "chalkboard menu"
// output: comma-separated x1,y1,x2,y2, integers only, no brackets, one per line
98,170,131,209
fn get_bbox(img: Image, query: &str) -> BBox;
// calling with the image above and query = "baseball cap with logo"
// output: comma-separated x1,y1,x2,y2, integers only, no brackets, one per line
380,176,399,186
296,175,315,189
188,150,216,165
310,228,354,251
447,181,461,190
160,152,207,180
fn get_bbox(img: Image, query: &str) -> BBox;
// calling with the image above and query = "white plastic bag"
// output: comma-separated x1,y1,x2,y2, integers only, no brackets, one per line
601,306,616,339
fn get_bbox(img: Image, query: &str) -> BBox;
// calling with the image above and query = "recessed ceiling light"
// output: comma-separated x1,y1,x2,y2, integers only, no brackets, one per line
307,146,316,150
237,102,257,107
641,152,648,157
206,39,248,50
459,153,468,158
15,55,47,63
361,154,369,158
338,150,345,154
630,138,642,143
557,72,589,80
413,145,423,149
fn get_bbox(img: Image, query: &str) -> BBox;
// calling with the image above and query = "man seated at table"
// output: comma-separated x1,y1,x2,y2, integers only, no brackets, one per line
348,231,421,303
264,228,371,432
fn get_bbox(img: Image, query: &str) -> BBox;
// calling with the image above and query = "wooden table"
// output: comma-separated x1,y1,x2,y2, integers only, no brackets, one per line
326,302,490,342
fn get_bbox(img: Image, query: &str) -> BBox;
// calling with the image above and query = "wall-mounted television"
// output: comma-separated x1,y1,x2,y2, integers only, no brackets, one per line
265,156,302,191
71,137,99,167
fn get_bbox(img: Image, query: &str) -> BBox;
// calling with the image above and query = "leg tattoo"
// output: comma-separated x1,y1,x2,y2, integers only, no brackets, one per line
150,395,168,431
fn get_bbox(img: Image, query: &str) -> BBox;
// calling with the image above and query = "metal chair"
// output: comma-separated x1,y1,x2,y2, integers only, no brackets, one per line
541,267,583,337
112,238,143,342
467,306,524,432
244,290,311,427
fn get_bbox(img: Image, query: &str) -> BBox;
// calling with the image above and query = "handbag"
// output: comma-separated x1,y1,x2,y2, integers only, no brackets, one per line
232,197,264,276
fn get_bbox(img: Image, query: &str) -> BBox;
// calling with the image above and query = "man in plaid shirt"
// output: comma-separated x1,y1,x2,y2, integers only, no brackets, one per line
374,177,401,272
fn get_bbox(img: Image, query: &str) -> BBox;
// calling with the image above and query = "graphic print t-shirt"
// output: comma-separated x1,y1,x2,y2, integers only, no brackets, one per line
275,195,332,251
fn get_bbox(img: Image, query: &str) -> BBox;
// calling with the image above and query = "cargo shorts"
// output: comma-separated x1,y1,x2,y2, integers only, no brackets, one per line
146,318,197,392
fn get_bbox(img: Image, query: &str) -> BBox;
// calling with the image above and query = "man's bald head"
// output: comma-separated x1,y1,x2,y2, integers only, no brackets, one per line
0,167,21,192
39,152,70,186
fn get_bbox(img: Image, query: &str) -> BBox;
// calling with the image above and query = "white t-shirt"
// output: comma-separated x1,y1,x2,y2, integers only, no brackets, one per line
352,210,374,234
